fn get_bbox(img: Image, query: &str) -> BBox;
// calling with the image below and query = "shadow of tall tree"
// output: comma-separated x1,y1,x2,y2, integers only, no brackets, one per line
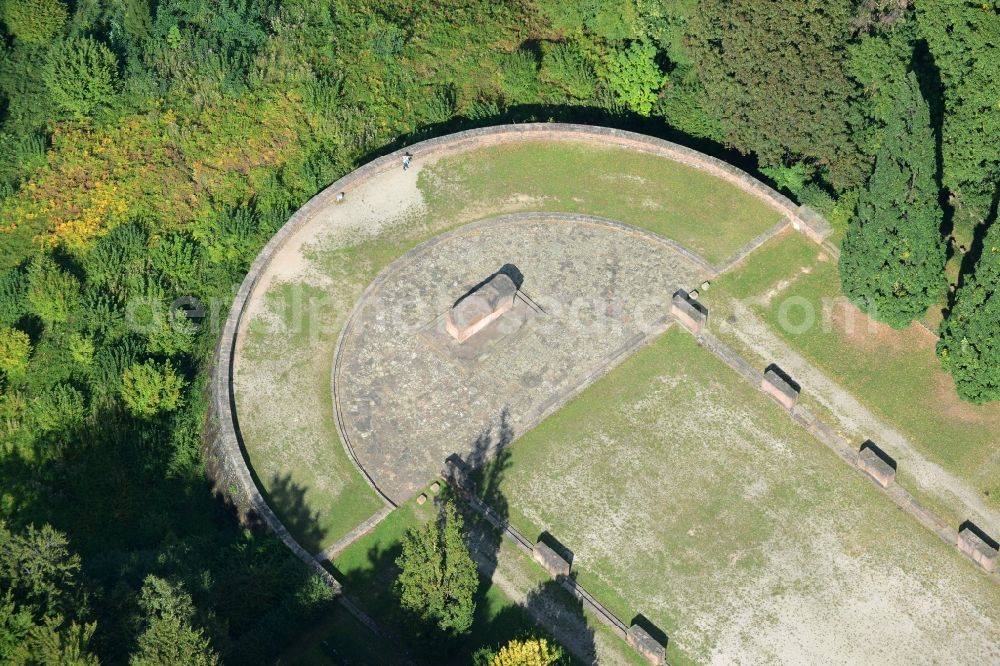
450,406,514,583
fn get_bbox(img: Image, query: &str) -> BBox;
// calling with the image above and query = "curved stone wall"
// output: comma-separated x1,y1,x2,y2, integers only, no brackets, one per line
205,123,832,587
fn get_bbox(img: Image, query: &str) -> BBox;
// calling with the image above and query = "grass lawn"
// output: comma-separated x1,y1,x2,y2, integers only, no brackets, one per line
235,136,787,550
705,230,1000,514
297,488,574,664
419,140,783,265
479,327,1000,664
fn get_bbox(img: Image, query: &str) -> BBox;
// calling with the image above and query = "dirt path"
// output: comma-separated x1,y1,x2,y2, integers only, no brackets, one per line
240,159,432,327
719,297,1000,536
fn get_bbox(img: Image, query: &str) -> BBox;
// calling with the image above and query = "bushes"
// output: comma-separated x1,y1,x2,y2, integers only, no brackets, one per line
121,360,184,418
540,43,596,100
600,41,665,116
42,37,120,117
1,0,67,44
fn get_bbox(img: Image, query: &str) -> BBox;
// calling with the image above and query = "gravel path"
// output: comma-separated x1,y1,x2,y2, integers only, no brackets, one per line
719,297,1000,536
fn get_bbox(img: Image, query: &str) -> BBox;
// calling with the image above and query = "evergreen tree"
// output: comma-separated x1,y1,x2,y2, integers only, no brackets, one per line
0,0,67,45
917,0,1000,220
129,576,219,666
686,0,865,189
394,501,478,636
839,71,946,328
938,222,1000,404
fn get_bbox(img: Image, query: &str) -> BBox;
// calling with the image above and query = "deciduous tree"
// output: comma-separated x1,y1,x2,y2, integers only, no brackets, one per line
121,360,184,418
686,0,865,189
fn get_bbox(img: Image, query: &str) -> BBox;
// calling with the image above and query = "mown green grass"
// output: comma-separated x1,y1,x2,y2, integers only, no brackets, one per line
752,259,1000,506
711,227,821,300
419,140,783,265
706,230,1000,511
482,327,1000,664
304,489,574,664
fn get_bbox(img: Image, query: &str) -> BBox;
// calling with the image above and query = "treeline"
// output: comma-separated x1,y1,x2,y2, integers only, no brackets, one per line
0,0,998,662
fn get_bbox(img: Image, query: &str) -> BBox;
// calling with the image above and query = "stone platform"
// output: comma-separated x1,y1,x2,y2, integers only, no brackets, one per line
333,213,711,502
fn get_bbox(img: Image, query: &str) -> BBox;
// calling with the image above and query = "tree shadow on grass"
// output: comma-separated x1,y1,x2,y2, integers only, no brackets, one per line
265,472,327,554
472,575,598,665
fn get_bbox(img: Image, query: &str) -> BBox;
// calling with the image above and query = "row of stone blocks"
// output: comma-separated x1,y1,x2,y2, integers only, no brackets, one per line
685,324,1000,578
530,537,667,665
850,442,999,572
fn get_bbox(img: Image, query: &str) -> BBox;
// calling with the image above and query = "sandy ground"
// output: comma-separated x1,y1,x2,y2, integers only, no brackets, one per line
498,331,1000,665
718,297,1000,537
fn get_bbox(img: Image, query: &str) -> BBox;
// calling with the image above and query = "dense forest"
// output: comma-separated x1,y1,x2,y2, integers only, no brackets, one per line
0,0,997,662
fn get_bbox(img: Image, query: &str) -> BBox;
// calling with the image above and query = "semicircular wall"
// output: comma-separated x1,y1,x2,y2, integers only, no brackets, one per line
206,123,832,583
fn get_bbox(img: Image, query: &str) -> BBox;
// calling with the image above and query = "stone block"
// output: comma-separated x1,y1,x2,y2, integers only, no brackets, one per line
416,493,427,505
627,624,666,665
857,444,896,488
532,541,571,578
957,526,998,573
670,289,707,335
430,481,441,494
446,273,517,343
760,366,798,410
442,454,472,492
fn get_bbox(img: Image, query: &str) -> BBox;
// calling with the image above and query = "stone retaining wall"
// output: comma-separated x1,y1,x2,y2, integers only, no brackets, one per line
693,328,1000,584
441,471,675,663
206,124,837,614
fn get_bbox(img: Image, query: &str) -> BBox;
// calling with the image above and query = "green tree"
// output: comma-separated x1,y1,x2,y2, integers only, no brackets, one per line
917,0,1000,219
25,257,80,329
938,222,1000,403
1,0,67,44
11,617,98,666
839,71,946,328
0,592,33,661
601,41,665,116
394,501,478,635
0,326,31,382
121,360,184,418
686,0,865,189
129,576,219,666
0,522,82,618
42,36,119,117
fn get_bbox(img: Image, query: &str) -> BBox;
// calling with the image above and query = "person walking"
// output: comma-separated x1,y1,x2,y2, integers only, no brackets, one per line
402,152,412,171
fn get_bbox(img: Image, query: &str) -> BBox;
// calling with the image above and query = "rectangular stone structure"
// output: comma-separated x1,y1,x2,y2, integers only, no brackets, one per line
627,624,666,665
532,541,571,578
857,446,896,488
670,289,707,335
760,367,799,410
446,273,517,343
957,526,998,573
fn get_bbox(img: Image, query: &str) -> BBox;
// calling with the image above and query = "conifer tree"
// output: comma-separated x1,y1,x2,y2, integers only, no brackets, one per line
839,71,946,328
394,501,478,636
938,221,1000,403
